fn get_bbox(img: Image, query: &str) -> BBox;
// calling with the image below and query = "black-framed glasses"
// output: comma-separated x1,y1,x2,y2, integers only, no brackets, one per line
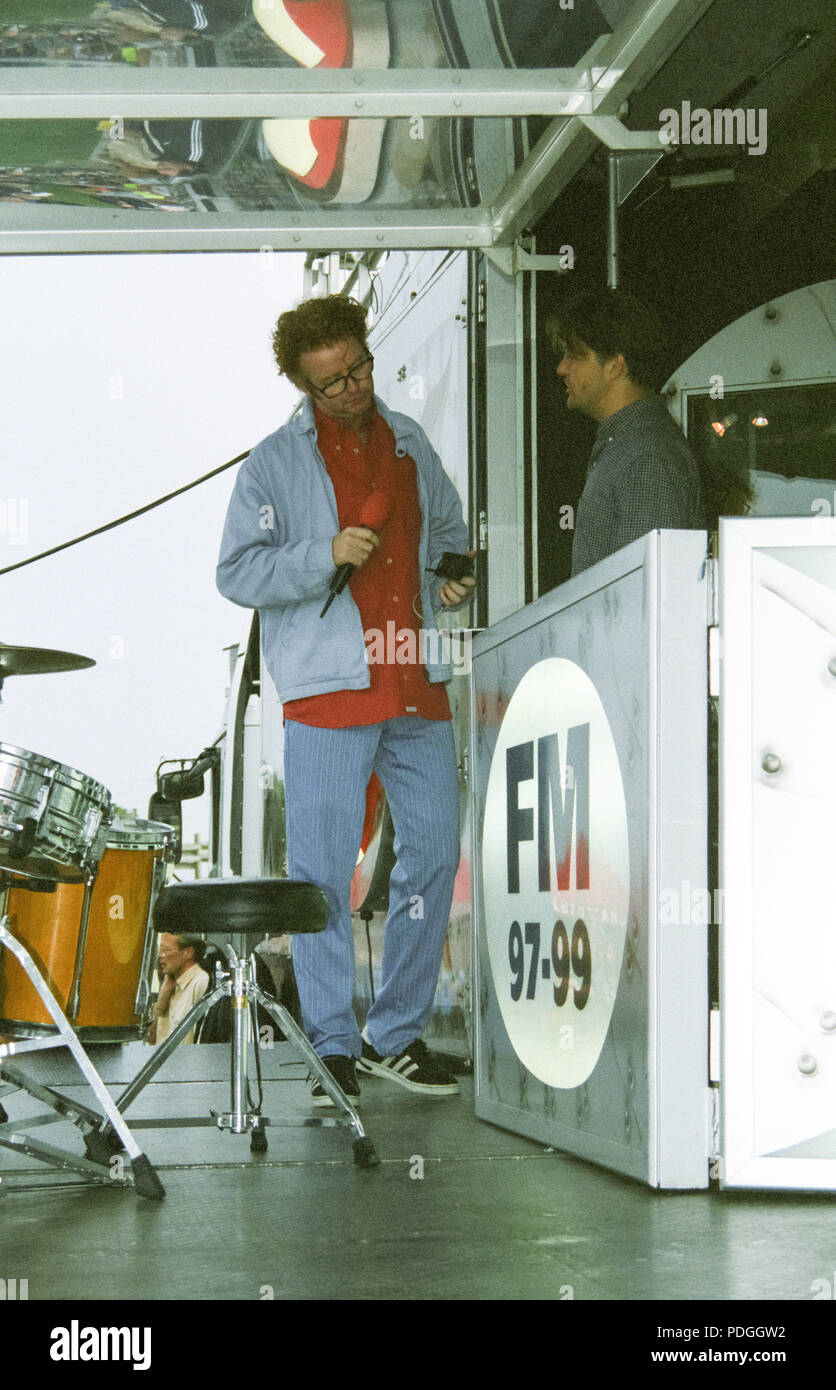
309,354,374,399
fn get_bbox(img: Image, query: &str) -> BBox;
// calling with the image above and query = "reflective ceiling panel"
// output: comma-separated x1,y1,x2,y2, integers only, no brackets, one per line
0,1,714,250
0,114,524,214
0,1,609,73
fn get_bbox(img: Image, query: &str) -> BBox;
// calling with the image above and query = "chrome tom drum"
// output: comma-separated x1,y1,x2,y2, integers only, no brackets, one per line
0,742,112,883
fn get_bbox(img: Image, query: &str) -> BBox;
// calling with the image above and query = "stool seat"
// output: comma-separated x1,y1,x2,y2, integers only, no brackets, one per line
152,877,329,939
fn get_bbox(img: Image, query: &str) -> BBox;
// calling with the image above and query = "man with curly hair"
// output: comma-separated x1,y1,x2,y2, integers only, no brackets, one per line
218,295,474,1107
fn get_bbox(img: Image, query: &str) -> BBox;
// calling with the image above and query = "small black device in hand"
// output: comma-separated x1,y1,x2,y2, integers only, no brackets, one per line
427,552,475,581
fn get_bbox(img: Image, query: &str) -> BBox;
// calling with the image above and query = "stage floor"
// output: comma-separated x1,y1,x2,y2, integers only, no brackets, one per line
0,1043,833,1302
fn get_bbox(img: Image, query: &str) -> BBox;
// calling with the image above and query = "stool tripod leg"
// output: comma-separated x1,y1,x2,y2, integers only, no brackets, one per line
248,983,268,1153
228,956,251,1134
115,985,225,1113
250,985,380,1168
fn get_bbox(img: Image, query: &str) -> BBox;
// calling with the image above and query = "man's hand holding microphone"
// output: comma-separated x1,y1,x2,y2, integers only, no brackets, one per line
331,524,381,571
321,491,391,617
320,489,476,616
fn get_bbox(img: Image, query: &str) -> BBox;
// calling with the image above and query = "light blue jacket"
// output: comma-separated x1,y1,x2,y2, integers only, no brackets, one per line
216,395,469,703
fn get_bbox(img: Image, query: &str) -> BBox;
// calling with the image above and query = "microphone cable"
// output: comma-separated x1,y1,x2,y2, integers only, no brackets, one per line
0,447,251,579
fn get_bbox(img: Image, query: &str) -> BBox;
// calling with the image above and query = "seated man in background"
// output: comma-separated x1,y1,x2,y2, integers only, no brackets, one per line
147,932,209,1045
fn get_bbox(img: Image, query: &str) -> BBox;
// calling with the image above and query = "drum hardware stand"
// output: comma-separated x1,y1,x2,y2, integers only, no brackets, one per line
0,880,165,1199
0,763,55,866
108,936,379,1168
134,856,168,1020
65,869,95,1022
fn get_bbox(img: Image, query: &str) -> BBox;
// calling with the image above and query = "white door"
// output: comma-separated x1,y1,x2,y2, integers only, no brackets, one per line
719,517,836,1189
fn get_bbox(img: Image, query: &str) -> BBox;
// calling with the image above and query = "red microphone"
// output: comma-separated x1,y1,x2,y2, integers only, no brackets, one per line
320,490,391,617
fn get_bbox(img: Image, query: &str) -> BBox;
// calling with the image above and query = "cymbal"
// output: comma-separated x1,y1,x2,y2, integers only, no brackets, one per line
0,644,96,677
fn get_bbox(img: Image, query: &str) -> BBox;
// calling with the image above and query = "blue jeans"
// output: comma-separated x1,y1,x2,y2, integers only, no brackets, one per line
284,717,460,1058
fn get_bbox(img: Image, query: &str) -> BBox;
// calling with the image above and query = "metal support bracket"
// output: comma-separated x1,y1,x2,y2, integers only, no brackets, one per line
488,118,667,280
576,115,669,152
483,244,573,277
605,143,667,288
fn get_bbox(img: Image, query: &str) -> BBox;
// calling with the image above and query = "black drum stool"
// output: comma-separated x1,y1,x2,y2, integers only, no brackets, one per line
111,878,379,1169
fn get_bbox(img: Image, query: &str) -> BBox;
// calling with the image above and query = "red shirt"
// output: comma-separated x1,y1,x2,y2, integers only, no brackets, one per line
283,407,451,728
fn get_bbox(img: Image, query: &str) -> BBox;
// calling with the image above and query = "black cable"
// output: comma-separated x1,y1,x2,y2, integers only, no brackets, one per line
0,446,251,579
364,913,375,1005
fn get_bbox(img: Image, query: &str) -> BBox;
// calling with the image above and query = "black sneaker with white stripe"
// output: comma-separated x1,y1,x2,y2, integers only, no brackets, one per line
309,1054,361,1108
357,1038,459,1096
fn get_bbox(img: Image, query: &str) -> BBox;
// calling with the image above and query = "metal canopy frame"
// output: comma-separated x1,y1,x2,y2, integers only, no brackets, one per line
0,0,711,255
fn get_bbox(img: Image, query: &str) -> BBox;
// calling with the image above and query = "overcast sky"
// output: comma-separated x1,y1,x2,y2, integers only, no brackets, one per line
0,250,304,845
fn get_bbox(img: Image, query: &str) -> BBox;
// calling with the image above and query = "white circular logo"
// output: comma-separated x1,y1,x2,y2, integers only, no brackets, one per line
482,658,630,1088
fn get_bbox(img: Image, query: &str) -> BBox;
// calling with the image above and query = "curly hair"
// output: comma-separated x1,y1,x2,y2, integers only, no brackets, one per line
272,295,369,380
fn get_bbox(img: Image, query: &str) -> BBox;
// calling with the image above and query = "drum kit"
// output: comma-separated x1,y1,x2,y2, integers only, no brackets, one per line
0,642,173,1199
0,644,378,1187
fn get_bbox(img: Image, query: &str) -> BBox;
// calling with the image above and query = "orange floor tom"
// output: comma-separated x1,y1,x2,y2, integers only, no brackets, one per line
0,817,176,1039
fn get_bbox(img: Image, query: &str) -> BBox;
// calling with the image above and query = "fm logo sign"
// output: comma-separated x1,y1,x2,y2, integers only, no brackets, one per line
482,659,630,1088
506,726,589,894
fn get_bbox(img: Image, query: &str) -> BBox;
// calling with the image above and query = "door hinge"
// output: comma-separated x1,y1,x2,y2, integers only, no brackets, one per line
707,1006,722,1181
708,626,721,699
707,1085,721,1175
477,278,487,325
709,1007,721,1083
705,553,719,626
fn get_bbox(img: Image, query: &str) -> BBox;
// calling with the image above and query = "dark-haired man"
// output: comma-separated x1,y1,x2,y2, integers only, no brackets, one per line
552,289,703,575
217,295,474,1107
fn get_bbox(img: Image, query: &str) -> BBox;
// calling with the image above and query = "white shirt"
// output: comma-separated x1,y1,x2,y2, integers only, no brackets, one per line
155,962,209,1045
